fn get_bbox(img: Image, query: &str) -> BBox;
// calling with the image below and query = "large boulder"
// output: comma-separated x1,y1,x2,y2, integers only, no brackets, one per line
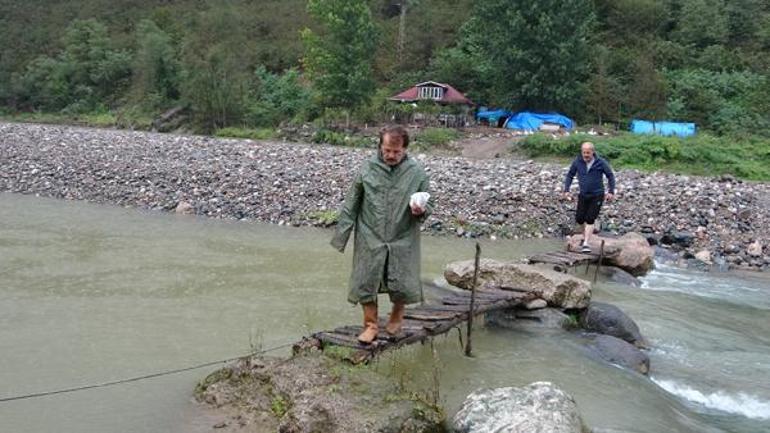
597,266,641,287
452,382,588,433
566,232,654,276
579,302,647,348
444,260,591,309
585,334,650,375
486,307,573,331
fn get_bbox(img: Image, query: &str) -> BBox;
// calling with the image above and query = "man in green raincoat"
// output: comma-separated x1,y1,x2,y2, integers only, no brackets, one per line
331,125,433,344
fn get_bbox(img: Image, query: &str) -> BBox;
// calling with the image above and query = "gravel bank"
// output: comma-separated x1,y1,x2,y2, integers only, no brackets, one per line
1,121,768,271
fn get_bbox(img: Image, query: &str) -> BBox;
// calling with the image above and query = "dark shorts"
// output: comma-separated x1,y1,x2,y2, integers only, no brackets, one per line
576,194,603,225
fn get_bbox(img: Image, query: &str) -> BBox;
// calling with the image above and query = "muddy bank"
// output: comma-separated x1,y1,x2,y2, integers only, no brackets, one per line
1,121,768,270
194,351,443,433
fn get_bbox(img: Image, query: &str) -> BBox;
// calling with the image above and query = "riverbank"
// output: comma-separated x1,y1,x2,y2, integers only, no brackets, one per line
1,121,768,271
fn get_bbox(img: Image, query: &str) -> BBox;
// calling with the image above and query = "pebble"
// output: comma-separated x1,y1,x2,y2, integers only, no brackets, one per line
1,122,768,270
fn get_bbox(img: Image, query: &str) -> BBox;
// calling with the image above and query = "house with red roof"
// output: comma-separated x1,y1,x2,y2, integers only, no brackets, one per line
389,81,475,106
388,81,475,127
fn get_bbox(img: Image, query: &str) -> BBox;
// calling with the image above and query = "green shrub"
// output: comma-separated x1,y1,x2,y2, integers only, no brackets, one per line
412,127,461,150
520,132,770,181
215,127,277,140
312,129,374,148
80,110,117,127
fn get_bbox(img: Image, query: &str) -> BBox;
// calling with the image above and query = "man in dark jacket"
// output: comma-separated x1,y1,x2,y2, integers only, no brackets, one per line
562,141,615,253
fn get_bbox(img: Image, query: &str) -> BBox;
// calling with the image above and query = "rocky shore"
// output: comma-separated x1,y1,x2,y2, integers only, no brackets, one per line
1,121,768,271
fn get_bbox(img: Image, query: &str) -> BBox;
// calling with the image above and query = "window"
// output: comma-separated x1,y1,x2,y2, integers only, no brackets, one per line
418,86,443,100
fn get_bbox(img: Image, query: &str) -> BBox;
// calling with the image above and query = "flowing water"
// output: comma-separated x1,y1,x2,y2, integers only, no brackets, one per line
1,193,768,433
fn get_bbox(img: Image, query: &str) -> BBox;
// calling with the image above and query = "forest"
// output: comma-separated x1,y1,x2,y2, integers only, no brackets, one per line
0,0,768,138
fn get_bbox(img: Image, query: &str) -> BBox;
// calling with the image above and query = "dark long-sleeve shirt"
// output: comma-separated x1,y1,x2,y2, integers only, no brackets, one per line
563,155,615,196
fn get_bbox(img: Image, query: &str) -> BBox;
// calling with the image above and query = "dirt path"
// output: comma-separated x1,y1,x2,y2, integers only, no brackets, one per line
453,128,524,159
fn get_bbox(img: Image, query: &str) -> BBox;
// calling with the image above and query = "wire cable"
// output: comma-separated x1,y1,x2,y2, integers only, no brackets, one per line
0,341,295,403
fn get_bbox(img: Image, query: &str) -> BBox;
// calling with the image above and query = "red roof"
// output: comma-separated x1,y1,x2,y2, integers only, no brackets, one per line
389,81,474,105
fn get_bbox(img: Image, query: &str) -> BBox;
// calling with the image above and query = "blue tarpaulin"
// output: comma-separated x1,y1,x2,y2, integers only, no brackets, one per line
504,112,574,131
631,119,696,137
476,109,512,124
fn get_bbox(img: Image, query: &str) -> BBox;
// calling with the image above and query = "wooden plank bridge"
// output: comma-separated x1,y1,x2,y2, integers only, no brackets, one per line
294,243,603,364
294,286,539,364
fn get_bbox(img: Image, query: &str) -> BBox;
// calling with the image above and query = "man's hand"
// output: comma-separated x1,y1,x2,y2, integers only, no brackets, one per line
562,191,573,201
605,192,615,201
410,204,425,216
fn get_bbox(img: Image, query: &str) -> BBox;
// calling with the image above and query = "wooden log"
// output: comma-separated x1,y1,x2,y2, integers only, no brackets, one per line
593,240,605,283
466,242,481,356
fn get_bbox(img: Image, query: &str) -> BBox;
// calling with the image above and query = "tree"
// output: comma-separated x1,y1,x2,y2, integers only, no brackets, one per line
301,0,378,113
179,5,251,130
585,46,623,125
675,0,728,48
627,53,667,120
13,18,131,112
132,19,180,108
444,0,595,112
245,67,311,126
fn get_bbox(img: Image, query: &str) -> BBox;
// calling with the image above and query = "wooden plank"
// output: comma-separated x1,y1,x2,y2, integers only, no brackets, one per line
441,297,500,306
304,287,542,364
418,304,491,313
451,287,520,298
401,318,443,332
314,332,372,350
529,249,598,267
332,326,404,342
404,310,461,321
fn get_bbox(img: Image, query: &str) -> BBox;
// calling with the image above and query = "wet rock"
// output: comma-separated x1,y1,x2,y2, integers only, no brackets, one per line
579,302,647,348
672,231,695,247
598,266,641,287
695,250,712,264
452,382,588,433
686,258,711,271
444,259,591,309
747,241,763,257
175,200,194,215
567,233,654,276
585,334,650,375
486,307,572,330
524,298,548,310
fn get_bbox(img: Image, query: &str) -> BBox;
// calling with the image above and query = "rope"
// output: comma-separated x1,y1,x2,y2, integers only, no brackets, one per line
0,340,295,403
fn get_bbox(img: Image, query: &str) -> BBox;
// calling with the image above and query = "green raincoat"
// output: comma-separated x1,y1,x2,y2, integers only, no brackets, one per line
331,152,433,305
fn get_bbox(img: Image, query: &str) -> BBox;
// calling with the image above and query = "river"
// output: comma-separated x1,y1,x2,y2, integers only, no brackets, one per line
1,192,768,432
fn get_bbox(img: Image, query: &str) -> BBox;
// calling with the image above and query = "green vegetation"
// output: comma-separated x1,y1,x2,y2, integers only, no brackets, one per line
214,127,276,141
305,209,340,226
194,367,233,397
432,0,594,112
0,0,768,157
302,0,378,116
520,132,770,181
412,127,461,150
270,394,288,418
312,129,375,148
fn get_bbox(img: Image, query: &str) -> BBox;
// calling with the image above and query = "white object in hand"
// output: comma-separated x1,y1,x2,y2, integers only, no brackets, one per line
410,192,430,209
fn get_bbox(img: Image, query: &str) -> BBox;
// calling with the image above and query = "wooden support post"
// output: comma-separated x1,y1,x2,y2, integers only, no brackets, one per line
465,242,481,357
593,240,605,283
